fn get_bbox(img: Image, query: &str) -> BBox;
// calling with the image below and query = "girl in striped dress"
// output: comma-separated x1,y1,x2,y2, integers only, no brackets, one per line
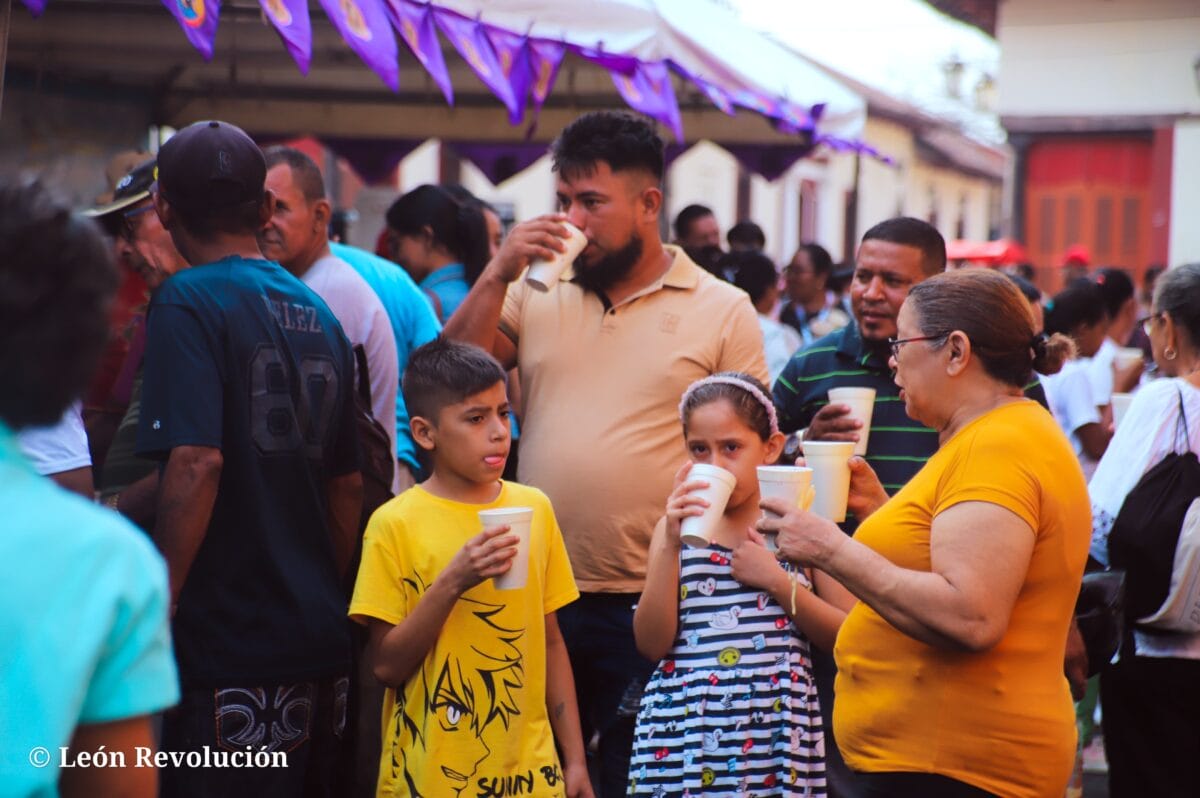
630,373,855,797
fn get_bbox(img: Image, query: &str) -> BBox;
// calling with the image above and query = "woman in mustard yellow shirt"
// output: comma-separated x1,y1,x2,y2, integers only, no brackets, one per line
762,269,1091,797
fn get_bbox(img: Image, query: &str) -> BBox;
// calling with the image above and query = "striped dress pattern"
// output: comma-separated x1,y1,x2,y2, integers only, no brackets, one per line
628,543,826,797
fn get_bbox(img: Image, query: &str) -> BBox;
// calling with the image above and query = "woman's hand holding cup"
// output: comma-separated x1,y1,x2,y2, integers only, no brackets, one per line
757,499,845,569
846,456,889,521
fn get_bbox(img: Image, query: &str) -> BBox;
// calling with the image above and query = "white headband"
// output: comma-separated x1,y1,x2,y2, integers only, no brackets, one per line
678,375,780,435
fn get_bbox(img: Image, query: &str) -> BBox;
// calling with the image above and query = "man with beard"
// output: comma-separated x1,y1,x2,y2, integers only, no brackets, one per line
444,110,766,797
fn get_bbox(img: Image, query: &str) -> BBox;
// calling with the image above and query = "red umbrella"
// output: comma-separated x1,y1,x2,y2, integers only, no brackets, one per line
945,239,1029,266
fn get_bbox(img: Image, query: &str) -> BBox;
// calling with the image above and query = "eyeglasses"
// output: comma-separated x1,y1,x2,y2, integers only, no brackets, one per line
1138,313,1162,337
887,333,948,360
119,203,155,241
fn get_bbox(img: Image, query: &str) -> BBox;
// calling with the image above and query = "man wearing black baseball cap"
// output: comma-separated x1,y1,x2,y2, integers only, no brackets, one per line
135,120,362,797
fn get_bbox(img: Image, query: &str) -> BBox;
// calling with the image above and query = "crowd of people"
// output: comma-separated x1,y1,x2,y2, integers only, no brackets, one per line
2,108,1197,798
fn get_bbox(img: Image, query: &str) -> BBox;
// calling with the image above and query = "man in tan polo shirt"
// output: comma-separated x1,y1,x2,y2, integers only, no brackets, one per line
445,110,767,795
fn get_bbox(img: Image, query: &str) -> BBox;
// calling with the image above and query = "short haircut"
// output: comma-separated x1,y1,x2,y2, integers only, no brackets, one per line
262,146,327,202
551,111,665,183
1044,278,1108,336
0,179,118,428
1005,272,1041,305
728,250,779,305
674,204,714,241
861,217,947,275
1093,267,1135,318
403,337,507,422
727,220,765,250
797,242,834,277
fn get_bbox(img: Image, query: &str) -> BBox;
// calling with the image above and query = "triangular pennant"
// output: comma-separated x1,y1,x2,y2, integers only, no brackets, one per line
482,26,532,125
612,60,684,142
259,0,312,75
161,0,220,61
318,0,400,92
526,39,566,116
20,0,47,17
433,10,520,121
384,0,454,106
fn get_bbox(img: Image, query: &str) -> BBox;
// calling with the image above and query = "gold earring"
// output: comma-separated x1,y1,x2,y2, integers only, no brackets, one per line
1165,347,1178,361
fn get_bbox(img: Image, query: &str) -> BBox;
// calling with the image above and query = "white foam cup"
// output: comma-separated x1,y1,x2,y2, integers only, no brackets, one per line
678,464,737,548
801,440,855,523
1111,392,1134,429
827,387,876,456
1114,347,1144,371
525,222,588,291
478,507,534,590
757,466,815,551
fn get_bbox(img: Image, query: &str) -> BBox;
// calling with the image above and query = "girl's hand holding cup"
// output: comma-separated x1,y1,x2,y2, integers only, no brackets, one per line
731,527,785,592
664,461,710,547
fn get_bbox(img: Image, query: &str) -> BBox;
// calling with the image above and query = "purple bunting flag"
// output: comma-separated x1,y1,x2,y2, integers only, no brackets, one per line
20,0,47,17
433,10,520,121
384,0,454,106
730,88,783,121
259,0,312,74
162,0,220,61
673,65,735,116
570,44,639,77
318,0,399,92
482,25,532,124
612,60,684,142
526,39,566,117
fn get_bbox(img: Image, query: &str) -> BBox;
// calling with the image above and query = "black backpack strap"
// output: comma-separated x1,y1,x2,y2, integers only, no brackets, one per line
353,344,372,406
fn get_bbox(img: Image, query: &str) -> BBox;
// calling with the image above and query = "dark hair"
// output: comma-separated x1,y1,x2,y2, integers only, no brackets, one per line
1153,263,1200,349
551,110,665,183
442,183,497,217
908,269,1073,384
174,198,266,239
262,146,327,202
403,337,507,422
861,217,947,275
0,179,118,428
796,242,834,277
1044,278,1108,337
386,184,490,286
728,250,779,305
1005,272,1041,305
673,204,714,241
727,220,765,251
1093,267,1135,319
680,372,775,442
685,244,727,280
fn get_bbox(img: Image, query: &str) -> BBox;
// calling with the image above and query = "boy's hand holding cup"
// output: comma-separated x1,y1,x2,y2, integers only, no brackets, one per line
478,508,535,590
448,522,521,593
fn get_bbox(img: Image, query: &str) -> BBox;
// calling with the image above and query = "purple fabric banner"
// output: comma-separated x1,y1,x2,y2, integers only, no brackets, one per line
318,0,399,92
482,25,531,124
434,10,520,121
162,0,220,61
526,39,566,116
259,0,312,74
385,0,454,105
322,137,425,184
612,60,684,142
671,63,735,116
450,142,547,185
729,87,782,120
570,44,638,77
20,0,47,17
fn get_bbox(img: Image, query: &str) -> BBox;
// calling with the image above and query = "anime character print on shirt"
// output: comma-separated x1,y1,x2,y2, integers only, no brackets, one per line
385,573,526,797
628,544,827,797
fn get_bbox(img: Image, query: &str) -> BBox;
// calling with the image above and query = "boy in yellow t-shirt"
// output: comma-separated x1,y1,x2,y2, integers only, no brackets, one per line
349,338,590,798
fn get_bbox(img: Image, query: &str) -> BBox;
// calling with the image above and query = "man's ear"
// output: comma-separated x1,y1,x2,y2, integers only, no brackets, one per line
640,185,663,222
313,198,332,232
410,414,436,452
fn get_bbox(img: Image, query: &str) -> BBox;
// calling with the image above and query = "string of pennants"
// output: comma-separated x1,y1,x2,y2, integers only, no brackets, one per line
17,0,881,153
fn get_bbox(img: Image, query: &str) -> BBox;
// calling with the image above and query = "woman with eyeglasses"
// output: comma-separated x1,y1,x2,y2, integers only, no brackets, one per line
760,269,1088,797
1087,262,1200,797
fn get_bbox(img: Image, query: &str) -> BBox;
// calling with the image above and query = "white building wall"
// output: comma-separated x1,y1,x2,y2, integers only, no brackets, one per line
997,0,1200,119
1170,120,1200,267
666,141,740,242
